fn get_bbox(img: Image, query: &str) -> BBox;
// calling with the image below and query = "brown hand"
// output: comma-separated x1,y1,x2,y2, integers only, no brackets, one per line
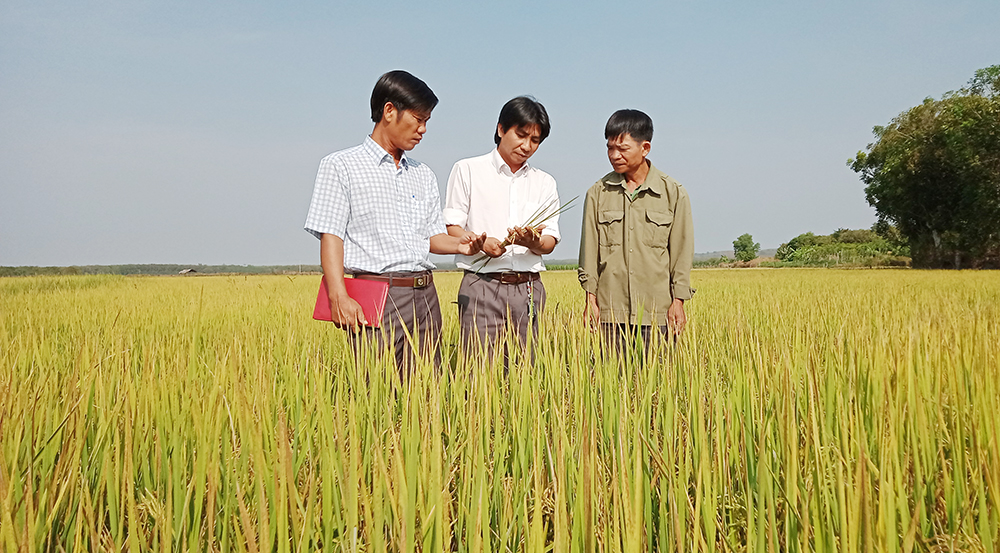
585,293,600,332
457,232,487,256
330,292,367,332
667,299,686,336
482,237,506,258
509,224,546,250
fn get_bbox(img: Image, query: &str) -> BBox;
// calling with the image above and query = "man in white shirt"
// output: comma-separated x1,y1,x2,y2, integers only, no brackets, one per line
443,96,561,361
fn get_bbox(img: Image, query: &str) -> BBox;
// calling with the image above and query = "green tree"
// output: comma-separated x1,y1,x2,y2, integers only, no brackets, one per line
733,233,760,262
775,243,794,261
776,232,828,260
849,65,1000,268
831,228,876,244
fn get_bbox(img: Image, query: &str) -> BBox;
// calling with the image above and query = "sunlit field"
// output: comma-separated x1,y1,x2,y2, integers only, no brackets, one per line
1,269,998,552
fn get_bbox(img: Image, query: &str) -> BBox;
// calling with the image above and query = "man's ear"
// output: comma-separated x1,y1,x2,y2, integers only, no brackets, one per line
641,141,652,157
382,102,397,123
497,123,505,141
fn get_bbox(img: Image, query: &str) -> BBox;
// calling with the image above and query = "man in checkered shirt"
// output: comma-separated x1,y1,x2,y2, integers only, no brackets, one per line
304,70,486,372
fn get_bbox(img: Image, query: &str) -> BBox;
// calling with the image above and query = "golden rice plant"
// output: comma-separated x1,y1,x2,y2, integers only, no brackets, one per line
0,269,997,551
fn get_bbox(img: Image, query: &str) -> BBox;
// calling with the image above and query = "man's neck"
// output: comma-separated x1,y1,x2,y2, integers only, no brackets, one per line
370,130,403,168
624,160,650,192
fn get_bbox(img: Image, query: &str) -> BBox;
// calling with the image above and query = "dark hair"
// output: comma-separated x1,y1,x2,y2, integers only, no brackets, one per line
370,70,439,123
495,96,551,145
604,109,653,143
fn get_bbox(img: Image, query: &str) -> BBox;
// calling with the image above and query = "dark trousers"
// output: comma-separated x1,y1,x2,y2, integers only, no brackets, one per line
348,275,442,376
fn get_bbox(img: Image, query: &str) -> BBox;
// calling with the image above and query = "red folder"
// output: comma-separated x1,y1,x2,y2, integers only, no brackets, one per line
313,277,389,328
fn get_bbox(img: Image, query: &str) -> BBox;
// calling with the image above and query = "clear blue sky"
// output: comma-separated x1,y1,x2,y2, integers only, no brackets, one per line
1,0,997,265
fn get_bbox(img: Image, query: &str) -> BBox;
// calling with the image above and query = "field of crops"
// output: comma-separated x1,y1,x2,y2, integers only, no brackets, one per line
1,269,998,552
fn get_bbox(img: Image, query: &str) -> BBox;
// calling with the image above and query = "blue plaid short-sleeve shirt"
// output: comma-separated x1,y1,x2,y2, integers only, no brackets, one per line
304,136,447,273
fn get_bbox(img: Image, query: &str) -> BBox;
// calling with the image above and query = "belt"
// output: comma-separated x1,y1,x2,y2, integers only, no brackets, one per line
474,271,540,285
352,271,433,288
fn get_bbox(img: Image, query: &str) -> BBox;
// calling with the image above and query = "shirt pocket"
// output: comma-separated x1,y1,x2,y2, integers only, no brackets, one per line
403,191,426,231
643,209,673,248
598,210,625,247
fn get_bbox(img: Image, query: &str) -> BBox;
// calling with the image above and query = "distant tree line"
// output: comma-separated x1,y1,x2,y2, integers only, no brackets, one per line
695,226,909,268
1,262,590,277
0,264,322,277
772,225,909,267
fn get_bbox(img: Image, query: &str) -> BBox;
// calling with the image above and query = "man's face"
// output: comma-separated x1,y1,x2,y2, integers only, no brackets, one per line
385,106,431,151
496,123,542,170
606,133,650,175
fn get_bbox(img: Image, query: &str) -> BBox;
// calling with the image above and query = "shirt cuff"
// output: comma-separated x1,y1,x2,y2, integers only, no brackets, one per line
578,268,598,294
671,283,695,301
304,226,344,240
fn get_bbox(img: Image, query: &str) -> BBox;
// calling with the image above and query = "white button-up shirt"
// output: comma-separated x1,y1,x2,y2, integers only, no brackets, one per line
304,136,447,273
443,149,561,273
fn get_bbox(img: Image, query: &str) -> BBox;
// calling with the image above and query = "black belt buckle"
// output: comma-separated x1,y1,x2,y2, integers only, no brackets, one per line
414,274,428,288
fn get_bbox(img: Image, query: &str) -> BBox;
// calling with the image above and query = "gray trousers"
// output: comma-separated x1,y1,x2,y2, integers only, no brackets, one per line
456,271,545,362
349,275,442,376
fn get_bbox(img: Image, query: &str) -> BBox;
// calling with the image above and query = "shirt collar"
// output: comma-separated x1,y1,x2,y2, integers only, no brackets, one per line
603,160,665,196
490,148,529,176
363,135,411,168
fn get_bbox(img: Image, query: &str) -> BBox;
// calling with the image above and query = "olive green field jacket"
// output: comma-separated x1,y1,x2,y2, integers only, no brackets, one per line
578,162,695,325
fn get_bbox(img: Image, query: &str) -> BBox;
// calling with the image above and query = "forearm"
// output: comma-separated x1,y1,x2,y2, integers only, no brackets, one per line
429,233,463,255
320,233,367,328
446,224,468,238
319,234,349,296
529,235,557,256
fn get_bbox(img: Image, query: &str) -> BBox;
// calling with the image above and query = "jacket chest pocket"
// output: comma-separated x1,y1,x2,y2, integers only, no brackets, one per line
598,210,624,247
643,209,673,248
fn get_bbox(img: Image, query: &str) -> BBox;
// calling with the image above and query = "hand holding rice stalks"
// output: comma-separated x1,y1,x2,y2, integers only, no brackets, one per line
470,196,578,272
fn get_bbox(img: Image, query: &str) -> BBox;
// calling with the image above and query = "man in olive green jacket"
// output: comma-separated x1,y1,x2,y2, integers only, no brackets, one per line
578,109,695,345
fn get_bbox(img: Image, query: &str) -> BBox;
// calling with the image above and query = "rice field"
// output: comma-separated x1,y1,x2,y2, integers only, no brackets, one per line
1,269,998,552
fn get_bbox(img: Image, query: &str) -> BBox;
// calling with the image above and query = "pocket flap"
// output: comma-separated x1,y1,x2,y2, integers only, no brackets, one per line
645,210,673,225
599,210,624,223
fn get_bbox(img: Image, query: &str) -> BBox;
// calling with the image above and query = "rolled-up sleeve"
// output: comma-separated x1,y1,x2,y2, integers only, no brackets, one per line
668,186,695,300
304,155,350,240
577,185,599,295
442,162,470,228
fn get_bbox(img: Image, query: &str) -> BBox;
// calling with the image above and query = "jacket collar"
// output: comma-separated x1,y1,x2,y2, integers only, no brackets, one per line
602,161,665,196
